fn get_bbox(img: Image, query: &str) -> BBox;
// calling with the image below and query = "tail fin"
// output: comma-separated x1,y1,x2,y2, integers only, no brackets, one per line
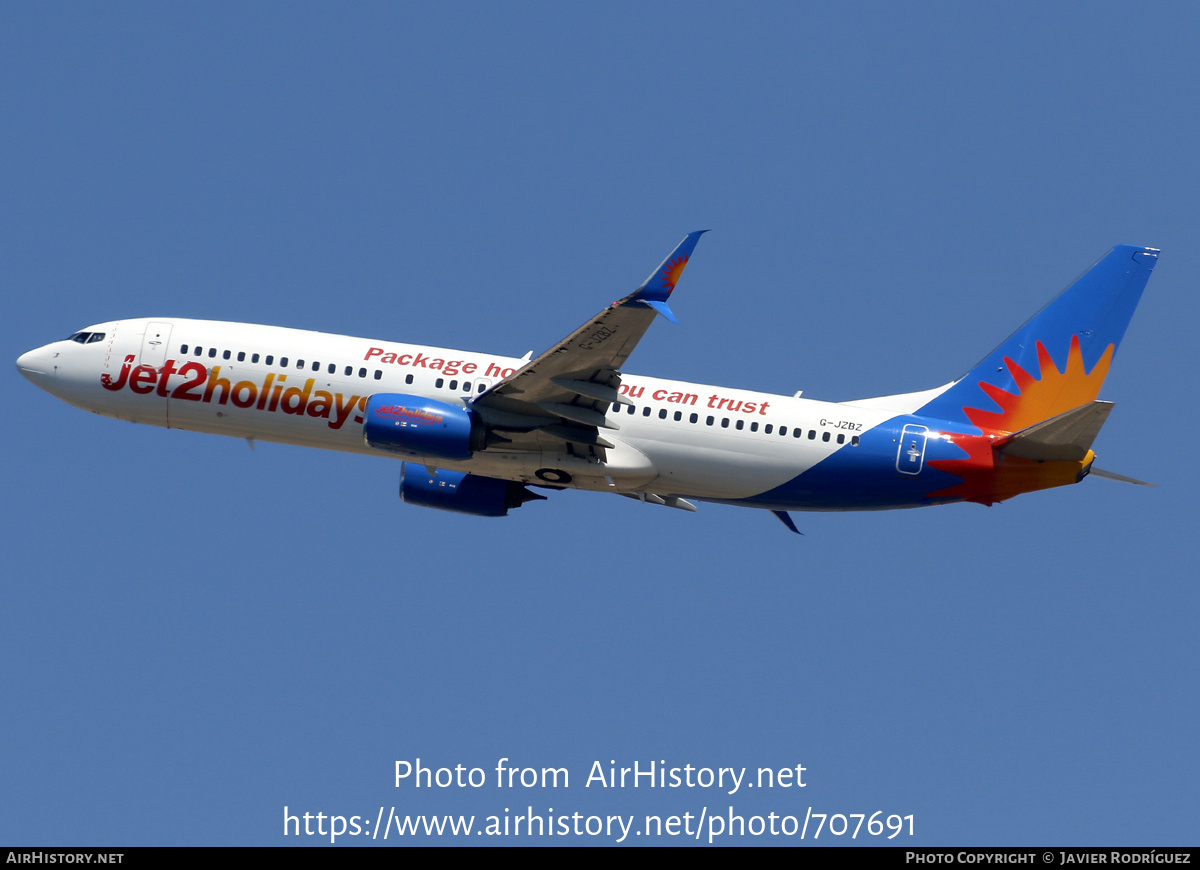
918,245,1158,432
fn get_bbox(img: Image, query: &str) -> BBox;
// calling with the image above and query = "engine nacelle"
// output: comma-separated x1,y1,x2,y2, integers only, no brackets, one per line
363,394,484,460
400,465,546,517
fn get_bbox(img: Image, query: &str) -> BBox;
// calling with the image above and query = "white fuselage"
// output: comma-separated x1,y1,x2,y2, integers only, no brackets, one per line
18,317,902,503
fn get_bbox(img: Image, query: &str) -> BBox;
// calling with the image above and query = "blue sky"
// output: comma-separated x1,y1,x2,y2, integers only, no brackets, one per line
3,2,1197,845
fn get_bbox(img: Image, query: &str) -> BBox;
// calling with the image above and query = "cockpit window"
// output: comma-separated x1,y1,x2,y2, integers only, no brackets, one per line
67,332,106,344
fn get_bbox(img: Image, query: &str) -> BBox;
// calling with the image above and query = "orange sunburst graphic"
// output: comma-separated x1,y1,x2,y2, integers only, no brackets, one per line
926,335,1113,505
660,254,689,293
963,335,1113,435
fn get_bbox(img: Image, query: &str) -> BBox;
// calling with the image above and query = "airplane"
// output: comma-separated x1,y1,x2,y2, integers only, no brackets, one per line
16,232,1157,534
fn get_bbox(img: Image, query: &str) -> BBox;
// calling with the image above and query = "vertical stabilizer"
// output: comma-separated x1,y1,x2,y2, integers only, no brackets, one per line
918,245,1158,432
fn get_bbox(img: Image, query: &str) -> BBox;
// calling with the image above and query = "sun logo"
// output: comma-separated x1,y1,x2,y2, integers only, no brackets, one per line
963,335,1113,434
925,335,1114,505
659,254,690,295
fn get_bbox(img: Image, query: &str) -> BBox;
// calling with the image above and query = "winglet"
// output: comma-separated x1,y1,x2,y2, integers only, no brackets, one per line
627,230,708,320
642,300,679,323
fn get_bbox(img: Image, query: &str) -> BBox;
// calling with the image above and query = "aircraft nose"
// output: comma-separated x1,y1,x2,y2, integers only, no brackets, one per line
16,346,54,385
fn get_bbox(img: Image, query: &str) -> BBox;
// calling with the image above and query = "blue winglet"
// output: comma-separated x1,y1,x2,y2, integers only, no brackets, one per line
772,510,803,535
627,230,708,320
643,299,679,323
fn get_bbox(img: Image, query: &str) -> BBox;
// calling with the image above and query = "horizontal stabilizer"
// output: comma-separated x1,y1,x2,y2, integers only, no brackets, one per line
996,401,1113,462
1088,467,1154,487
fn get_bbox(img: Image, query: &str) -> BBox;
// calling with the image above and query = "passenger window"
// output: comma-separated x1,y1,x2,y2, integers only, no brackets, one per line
837,433,845,444
252,353,260,363
779,427,788,436
238,352,246,362
358,368,366,378
312,361,320,372
808,430,817,440
750,422,758,432
462,381,471,392
721,418,729,428
266,355,274,365
280,357,288,367
405,374,414,385
223,350,231,360
642,407,651,417
822,432,831,442
689,413,698,423
449,380,458,391
327,363,335,374
344,366,352,376
209,348,217,358
374,370,382,380
477,383,486,393
706,416,714,426
296,359,304,369
736,419,744,430
195,347,204,357
658,409,667,419
436,378,445,388
673,411,682,422
180,344,189,354
851,435,860,446
765,424,773,434
793,428,802,438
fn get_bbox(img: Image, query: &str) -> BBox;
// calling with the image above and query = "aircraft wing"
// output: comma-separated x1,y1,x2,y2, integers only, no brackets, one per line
471,231,707,452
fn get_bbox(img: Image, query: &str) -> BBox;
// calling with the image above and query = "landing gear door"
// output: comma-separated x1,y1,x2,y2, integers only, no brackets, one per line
141,322,173,369
896,424,929,476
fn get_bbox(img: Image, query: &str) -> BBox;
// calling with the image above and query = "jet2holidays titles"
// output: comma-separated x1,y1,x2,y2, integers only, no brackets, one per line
98,345,776,431
395,758,809,795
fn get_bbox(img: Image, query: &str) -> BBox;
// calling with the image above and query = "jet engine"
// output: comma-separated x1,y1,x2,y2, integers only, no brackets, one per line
363,394,485,460
399,464,546,517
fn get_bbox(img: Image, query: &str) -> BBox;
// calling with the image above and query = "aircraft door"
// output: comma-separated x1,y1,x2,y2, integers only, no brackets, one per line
896,424,929,475
141,322,173,368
